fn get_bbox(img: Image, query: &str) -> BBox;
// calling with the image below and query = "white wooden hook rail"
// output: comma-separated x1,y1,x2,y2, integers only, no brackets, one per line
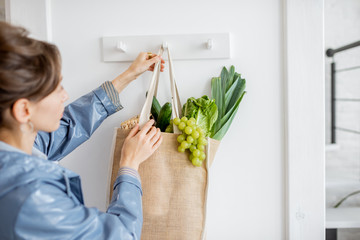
102,33,230,62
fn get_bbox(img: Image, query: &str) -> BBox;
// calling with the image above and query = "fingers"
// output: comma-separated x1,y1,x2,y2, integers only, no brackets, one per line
128,52,164,78
148,66,165,72
147,53,165,72
150,128,161,145
152,134,163,150
126,124,139,139
148,60,165,72
147,55,161,65
139,119,155,136
146,52,155,60
146,126,158,140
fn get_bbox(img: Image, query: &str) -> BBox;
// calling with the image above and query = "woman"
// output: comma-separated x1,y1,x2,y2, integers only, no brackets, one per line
0,21,164,239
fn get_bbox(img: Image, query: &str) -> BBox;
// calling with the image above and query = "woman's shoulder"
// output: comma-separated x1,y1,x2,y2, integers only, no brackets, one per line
0,151,74,238
0,151,74,198
0,150,65,176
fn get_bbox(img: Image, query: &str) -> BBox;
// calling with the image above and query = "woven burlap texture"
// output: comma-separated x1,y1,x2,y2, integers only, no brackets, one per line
109,128,220,240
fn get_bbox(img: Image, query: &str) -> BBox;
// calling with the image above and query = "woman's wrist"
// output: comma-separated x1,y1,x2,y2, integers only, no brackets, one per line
111,69,136,93
119,157,139,171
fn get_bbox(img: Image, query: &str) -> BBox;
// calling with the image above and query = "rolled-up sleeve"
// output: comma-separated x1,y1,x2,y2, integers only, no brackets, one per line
34,82,123,161
101,81,123,112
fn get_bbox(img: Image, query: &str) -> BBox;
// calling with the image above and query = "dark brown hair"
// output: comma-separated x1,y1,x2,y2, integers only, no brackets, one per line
0,21,62,126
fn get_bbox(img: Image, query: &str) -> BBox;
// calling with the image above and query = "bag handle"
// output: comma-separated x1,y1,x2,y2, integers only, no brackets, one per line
139,45,182,134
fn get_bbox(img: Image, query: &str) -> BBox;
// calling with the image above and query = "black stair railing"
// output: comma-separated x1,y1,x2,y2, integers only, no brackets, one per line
326,40,360,144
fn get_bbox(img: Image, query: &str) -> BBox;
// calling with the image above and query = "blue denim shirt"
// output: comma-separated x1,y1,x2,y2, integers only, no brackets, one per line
0,83,143,240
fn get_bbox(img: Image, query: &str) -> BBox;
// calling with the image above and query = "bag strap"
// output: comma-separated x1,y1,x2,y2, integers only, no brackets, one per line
139,45,182,134
153,54,160,98
139,47,162,128
167,47,182,121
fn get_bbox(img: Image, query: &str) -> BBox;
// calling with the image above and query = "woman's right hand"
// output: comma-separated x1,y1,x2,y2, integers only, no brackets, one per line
119,119,162,171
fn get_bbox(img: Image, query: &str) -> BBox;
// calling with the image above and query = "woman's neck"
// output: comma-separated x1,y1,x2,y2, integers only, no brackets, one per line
0,128,37,155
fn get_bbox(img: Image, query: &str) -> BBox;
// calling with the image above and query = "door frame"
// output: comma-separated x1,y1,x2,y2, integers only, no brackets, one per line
6,0,52,41
283,0,325,239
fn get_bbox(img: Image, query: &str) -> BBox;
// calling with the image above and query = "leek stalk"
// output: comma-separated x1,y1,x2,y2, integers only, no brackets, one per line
210,66,246,140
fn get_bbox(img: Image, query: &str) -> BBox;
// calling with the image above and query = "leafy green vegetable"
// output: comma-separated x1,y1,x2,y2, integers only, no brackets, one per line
211,77,224,135
182,96,218,137
210,66,246,140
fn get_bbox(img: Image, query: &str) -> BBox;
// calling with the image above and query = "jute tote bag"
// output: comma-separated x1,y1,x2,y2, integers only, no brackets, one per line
108,46,220,240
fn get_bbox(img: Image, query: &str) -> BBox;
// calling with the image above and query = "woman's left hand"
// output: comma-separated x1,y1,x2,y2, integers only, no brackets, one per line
111,52,165,93
128,52,165,78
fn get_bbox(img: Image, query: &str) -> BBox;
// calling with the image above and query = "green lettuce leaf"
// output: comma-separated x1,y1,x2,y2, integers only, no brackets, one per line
182,96,218,137
182,97,197,119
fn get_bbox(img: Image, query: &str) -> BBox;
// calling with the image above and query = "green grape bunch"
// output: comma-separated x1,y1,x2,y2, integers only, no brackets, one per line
173,117,208,167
